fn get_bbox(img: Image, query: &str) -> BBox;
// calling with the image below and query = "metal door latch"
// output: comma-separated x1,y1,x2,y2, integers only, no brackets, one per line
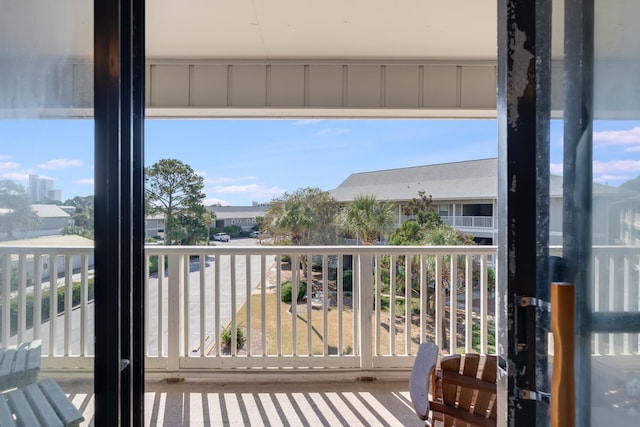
519,389,550,404
516,296,551,312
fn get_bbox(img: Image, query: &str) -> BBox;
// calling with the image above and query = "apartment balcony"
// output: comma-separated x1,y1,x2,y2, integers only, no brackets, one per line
1,243,639,424
439,215,494,230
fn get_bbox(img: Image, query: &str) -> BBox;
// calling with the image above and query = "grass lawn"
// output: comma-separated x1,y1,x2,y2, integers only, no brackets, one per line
233,292,493,356
235,293,356,356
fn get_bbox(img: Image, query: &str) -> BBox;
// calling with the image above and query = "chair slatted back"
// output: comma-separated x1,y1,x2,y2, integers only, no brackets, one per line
410,344,497,427
435,354,497,427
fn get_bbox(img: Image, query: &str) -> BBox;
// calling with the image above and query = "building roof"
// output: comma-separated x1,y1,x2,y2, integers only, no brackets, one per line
328,158,615,203
31,204,71,218
207,205,269,220
1,235,93,247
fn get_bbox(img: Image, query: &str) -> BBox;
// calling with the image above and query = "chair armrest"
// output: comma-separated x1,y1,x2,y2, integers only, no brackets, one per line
409,342,439,420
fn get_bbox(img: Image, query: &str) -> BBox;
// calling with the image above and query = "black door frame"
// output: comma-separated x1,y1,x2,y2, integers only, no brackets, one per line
497,0,552,425
94,0,145,425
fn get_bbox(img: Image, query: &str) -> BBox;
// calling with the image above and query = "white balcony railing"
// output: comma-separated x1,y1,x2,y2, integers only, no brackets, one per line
2,243,638,378
0,244,496,377
143,245,497,376
440,215,494,229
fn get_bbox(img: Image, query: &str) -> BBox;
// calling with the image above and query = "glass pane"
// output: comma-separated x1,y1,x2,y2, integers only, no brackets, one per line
0,1,93,424
591,0,640,422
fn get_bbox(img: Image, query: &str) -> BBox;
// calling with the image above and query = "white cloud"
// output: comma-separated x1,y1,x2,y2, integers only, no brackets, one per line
593,127,640,150
0,161,20,171
213,184,259,194
0,155,12,161
314,128,351,137
594,174,633,184
74,178,94,185
210,183,285,200
38,159,83,170
550,163,563,175
292,119,322,126
195,170,207,177
205,176,258,184
549,161,640,185
204,197,230,206
2,172,29,182
593,159,640,174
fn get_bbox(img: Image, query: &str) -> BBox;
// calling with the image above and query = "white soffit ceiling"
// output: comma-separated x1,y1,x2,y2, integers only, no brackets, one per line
5,1,572,62
146,0,498,60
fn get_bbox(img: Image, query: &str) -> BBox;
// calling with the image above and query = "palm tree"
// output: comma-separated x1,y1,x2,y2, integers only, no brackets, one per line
341,194,395,245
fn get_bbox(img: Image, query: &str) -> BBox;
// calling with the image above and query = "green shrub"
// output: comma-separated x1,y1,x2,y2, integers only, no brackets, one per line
409,297,421,316
311,256,323,272
280,280,307,303
487,268,496,291
342,270,353,292
2,278,95,335
223,225,243,236
472,319,496,350
280,254,291,264
221,324,245,348
0,264,34,292
456,319,496,354
148,255,167,274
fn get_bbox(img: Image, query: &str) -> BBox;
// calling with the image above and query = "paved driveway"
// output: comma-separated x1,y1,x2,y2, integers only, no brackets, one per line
29,238,273,357
146,238,275,355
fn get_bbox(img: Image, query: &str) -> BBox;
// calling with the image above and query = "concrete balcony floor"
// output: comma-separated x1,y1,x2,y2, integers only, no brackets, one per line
56,378,426,426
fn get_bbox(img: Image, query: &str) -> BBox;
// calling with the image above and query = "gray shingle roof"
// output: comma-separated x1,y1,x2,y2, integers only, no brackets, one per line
328,158,611,203
31,204,71,218
329,158,498,202
206,205,269,220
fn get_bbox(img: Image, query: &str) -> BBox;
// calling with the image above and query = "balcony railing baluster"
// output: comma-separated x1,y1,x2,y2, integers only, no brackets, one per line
4,242,599,377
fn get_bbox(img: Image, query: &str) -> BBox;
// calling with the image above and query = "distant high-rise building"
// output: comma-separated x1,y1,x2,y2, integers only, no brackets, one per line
28,174,39,202
28,174,61,202
48,189,62,202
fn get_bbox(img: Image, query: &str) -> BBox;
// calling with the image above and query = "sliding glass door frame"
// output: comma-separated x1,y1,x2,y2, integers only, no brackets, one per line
94,0,145,425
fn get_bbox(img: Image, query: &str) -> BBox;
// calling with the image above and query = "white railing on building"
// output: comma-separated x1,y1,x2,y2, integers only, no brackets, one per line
439,216,494,229
1,243,638,378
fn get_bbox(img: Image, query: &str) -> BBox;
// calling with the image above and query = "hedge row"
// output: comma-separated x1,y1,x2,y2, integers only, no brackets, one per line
0,278,95,335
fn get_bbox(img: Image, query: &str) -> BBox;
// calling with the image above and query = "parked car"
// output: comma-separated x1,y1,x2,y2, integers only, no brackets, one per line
213,232,230,242
250,231,260,238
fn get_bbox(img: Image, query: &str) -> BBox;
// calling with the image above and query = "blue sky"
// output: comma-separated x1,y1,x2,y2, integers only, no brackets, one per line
1,118,640,206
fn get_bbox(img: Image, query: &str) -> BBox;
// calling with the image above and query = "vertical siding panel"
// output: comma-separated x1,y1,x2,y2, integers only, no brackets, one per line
461,66,497,108
229,65,267,106
346,65,381,107
423,66,457,108
308,65,343,107
151,65,190,106
270,65,305,106
192,65,228,106
385,66,421,108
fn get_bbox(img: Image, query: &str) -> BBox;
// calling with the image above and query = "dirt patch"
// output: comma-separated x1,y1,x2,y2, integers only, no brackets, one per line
241,259,493,356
